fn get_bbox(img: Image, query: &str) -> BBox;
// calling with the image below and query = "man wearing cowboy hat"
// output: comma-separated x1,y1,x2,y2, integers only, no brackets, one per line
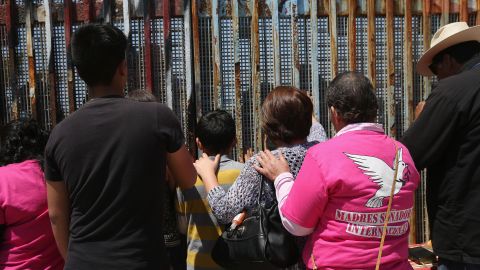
402,22,480,269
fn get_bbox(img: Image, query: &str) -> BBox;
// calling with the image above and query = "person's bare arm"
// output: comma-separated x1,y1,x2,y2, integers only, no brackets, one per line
167,145,197,189
194,153,221,193
46,180,70,260
414,101,426,119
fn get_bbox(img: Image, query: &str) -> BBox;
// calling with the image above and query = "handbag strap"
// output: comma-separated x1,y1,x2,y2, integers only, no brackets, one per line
375,142,400,270
257,173,265,206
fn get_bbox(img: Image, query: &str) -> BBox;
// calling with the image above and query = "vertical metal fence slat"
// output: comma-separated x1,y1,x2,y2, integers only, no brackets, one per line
84,0,94,23
404,0,414,131
327,0,338,136
123,0,130,38
477,0,480,25
271,0,280,87
64,0,75,114
164,0,173,109
44,0,56,126
291,0,300,88
144,0,153,92
192,0,202,124
25,1,36,119
185,0,196,155
348,0,356,71
441,0,449,25
232,0,243,160
103,0,113,24
367,0,376,88
310,0,320,119
251,0,262,151
310,0,323,121
386,0,395,137
422,0,431,100
329,0,338,79
211,0,221,108
6,0,18,120
460,0,468,22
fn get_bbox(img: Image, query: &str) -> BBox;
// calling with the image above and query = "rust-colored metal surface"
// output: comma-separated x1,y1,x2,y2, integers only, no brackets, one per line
0,5,6,25
211,0,221,108
251,0,262,151
348,0,356,71
404,0,414,129
232,0,243,160
477,0,480,25
460,0,469,21
329,0,337,78
26,1,36,120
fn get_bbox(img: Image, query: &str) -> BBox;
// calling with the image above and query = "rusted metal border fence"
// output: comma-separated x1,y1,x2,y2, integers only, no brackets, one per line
0,0,479,243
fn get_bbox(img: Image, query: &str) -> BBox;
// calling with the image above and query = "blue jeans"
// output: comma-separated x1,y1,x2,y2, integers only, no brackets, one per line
438,258,480,270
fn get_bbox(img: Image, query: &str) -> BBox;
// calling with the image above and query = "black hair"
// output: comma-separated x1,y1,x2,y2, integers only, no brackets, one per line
434,41,480,64
327,71,378,124
197,110,236,154
71,23,128,87
0,119,49,166
126,89,157,102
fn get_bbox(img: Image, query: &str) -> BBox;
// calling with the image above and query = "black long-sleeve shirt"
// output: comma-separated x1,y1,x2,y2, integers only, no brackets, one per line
401,65,480,264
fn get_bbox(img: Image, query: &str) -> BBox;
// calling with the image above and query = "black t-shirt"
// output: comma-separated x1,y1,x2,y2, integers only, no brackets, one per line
401,67,480,263
45,97,184,269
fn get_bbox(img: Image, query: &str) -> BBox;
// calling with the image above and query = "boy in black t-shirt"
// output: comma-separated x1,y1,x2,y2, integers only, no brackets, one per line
44,24,196,270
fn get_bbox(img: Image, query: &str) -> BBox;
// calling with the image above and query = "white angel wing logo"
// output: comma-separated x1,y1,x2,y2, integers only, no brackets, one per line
345,148,408,208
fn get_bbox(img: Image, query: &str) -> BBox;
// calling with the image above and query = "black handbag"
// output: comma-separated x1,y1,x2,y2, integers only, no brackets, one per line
211,178,300,269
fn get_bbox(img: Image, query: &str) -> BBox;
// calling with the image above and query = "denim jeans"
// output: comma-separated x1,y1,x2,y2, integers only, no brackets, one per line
438,258,480,270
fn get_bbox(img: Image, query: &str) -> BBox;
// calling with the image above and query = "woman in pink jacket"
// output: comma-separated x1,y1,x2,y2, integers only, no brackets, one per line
0,119,64,270
255,72,420,270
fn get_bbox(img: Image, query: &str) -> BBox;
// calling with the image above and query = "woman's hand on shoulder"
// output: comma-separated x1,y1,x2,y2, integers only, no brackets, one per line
254,150,290,182
194,153,220,183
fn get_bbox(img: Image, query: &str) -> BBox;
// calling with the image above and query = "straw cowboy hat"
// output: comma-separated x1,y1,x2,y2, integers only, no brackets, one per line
417,22,480,76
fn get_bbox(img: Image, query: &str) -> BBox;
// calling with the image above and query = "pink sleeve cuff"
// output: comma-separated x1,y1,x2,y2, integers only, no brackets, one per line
274,172,314,236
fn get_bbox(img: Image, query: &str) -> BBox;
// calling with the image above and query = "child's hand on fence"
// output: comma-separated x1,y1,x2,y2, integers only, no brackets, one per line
242,148,254,163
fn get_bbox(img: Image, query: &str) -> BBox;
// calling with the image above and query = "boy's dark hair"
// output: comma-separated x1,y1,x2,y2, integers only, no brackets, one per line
197,110,236,154
71,23,128,87
127,89,157,102
261,86,313,145
434,41,480,64
327,71,378,124
0,119,49,166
